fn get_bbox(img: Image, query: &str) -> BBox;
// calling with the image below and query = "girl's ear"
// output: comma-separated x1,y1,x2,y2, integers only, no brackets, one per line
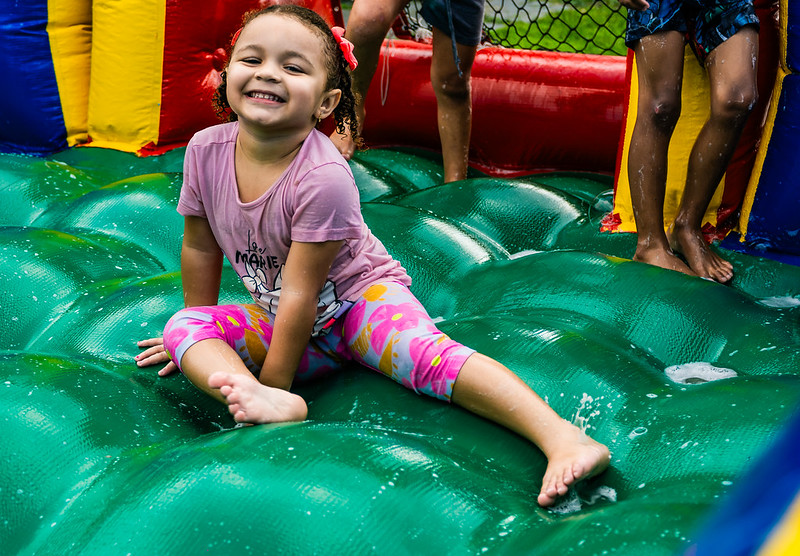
316,88,342,121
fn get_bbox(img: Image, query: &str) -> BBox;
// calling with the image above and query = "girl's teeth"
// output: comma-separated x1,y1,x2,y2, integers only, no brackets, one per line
251,92,281,101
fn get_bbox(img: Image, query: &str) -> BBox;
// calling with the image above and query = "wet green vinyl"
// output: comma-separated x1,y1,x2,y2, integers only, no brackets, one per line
1,147,799,555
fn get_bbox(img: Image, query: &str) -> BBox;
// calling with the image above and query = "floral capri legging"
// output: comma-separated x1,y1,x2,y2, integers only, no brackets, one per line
162,281,475,401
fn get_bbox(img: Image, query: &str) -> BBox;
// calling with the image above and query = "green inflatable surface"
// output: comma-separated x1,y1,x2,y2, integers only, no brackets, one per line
1,147,799,555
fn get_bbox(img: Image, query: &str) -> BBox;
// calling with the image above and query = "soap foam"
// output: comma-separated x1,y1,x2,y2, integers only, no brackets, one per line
664,362,737,384
757,296,800,308
549,485,618,515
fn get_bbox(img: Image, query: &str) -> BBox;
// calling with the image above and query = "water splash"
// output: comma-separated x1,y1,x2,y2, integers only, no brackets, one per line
629,426,648,439
757,296,800,308
572,393,601,433
664,362,737,384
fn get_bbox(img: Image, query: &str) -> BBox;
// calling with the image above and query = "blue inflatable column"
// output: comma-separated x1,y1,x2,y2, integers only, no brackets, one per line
0,0,69,154
739,1,800,261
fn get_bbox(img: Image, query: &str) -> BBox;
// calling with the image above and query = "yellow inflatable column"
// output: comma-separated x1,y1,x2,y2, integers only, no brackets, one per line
46,0,92,147
87,0,166,152
612,47,724,234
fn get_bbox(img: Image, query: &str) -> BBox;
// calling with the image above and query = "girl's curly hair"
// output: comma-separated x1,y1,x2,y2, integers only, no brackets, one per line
212,5,362,148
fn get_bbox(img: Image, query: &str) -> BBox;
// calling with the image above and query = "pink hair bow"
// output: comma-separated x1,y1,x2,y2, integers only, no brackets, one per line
231,27,242,48
331,26,358,70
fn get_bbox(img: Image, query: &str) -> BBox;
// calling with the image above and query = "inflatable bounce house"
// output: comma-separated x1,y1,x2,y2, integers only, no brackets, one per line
1,0,799,554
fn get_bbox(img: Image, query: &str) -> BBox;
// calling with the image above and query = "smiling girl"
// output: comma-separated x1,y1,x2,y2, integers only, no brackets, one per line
136,5,610,507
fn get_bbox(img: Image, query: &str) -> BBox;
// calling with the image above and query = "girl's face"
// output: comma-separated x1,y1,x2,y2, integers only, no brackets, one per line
226,14,341,135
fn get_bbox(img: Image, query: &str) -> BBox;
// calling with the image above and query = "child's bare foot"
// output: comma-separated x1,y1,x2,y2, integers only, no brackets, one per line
208,372,308,424
537,424,611,507
633,243,696,276
669,224,733,283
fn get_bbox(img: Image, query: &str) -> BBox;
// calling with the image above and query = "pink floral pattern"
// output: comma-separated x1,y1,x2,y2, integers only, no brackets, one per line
163,282,473,401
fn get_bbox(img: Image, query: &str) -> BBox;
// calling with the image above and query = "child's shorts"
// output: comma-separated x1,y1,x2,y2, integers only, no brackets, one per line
420,0,485,46
163,281,475,402
625,0,759,61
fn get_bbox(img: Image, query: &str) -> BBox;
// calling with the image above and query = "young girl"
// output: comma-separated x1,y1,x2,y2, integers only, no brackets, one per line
135,5,609,508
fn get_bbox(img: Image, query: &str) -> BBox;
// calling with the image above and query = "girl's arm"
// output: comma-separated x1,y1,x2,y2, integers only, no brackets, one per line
259,240,344,390
180,215,223,307
137,215,223,374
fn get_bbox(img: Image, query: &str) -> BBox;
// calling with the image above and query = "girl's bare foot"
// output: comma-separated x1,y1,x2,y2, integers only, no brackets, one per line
537,424,611,507
208,372,308,424
633,243,696,276
669,224,733,283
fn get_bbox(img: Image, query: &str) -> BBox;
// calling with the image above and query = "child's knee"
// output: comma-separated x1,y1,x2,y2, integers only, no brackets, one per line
431,70,471,102
349,3,400,43
711,86,758,122
642,94,681,132
402,336,475,401
162,308,190,354
162,307,218,359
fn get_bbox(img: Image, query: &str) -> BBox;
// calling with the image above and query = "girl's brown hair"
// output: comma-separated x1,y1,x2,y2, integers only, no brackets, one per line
212,5,362,147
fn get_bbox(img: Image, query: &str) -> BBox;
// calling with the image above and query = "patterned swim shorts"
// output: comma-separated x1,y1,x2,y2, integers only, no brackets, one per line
625,0,759,60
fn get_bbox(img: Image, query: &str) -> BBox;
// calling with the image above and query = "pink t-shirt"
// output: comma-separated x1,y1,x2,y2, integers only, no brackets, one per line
178,122,411,334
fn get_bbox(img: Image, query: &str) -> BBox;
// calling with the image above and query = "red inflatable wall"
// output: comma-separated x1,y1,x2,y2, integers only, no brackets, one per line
144,0,343,154
359,41,627,176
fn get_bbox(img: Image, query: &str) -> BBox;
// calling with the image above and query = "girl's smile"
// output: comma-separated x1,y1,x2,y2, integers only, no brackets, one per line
225,14,339,136
245,91,285,103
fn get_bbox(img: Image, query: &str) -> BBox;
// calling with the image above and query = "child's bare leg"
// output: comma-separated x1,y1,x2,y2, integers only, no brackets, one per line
180,339,307,424
670,27,758,283
430,28,477,183
628,32,695,275
330,0,409,159
450,353,610,507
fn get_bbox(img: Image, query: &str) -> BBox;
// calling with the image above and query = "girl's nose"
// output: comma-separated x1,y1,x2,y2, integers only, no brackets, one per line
254,62,280,82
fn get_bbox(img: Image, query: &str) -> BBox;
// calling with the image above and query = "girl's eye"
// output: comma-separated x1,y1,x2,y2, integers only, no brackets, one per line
284,65,304,73
242,57,260,65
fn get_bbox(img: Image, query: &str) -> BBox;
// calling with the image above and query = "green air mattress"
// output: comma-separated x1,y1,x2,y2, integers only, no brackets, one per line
1,147,799,555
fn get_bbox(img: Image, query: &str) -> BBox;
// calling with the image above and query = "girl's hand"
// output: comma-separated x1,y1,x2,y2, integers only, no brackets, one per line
618,0,650,10
135,337,178,377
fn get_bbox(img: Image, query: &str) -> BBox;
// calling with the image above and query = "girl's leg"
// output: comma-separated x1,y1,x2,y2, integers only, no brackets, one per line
343,283,610,506
450,353,610,507
163,305,324,423
184,339,308,423
627,31,693,275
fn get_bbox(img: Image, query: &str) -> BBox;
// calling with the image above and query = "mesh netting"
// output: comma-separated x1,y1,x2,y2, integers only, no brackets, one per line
401,0,628,55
